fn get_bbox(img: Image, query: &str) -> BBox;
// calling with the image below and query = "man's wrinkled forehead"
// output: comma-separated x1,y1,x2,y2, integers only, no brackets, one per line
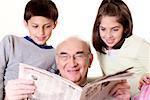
56,37,90,54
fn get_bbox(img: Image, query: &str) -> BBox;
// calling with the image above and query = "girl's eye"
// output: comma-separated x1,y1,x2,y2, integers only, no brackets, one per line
100,28,105,31
112,28,119,31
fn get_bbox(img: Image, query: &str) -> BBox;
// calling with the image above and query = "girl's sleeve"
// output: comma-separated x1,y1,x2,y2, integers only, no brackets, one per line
137,40,150,73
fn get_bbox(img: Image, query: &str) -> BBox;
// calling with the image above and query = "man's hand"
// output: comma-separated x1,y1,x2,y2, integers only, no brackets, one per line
5,79,36,100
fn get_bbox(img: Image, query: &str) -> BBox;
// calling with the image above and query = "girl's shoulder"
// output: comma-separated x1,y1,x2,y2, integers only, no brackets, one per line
125,35,150,46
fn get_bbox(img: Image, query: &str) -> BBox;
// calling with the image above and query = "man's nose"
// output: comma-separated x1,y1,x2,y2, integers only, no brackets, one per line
68,56,78,67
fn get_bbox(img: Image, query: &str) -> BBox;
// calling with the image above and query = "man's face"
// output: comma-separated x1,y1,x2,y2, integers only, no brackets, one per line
56,38,92,85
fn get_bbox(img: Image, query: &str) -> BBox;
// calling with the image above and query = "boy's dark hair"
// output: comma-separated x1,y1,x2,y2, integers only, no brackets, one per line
92,0,133,54
24,0,58,22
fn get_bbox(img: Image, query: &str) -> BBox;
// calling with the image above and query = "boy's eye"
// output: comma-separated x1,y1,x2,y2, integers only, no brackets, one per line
32,25,38,28
45,24,53,28
45,25,51,28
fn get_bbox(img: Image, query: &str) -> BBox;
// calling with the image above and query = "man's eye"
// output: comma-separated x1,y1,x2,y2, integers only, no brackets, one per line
59,55,69,60
75,54,84,58
61,55,68,58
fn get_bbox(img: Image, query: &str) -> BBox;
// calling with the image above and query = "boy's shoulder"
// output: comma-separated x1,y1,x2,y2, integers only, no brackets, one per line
2,35,20,41
1,35,24,45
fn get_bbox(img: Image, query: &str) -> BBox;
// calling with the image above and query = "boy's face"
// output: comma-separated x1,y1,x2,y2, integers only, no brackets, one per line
56,38,93,85
25,16,56,45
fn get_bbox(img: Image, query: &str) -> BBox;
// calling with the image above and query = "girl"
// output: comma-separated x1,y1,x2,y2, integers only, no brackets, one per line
92,0,150,97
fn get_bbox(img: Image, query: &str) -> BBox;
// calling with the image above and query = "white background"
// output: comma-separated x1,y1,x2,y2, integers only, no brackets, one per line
0,0,149,77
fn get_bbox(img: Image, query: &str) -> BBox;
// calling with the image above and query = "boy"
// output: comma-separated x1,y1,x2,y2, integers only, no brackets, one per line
0,0,59,99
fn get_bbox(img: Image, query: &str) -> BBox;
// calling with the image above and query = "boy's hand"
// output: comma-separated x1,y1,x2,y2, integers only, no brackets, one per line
109,80,130,100
5,79,36,100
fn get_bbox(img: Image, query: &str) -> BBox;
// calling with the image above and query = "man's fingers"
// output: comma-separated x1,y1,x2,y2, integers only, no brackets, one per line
5,79,36,100
6,94,30,100
7,79,34,85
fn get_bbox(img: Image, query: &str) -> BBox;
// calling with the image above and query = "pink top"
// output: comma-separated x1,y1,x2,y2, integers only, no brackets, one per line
134,84,150,100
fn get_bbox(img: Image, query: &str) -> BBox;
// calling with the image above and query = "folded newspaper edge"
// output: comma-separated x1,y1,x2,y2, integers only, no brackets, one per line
80,67,134,100
19,63,134,100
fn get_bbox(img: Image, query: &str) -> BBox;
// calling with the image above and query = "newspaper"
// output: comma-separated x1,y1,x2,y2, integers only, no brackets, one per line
80,67,133,100
19,63,133,100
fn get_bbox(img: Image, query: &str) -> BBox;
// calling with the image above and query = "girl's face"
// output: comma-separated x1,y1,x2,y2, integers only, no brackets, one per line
99,16,124,49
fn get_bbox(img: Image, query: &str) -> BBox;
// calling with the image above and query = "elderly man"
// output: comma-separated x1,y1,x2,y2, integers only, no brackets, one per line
55,36,130,99
5,36,130,100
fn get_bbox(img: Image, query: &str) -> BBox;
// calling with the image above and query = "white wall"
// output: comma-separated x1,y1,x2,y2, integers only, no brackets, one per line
0,0,149,78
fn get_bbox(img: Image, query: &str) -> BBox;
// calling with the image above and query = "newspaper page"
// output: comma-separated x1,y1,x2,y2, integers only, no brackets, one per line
19,63,82,100
80,67,134,100
19,63,133,100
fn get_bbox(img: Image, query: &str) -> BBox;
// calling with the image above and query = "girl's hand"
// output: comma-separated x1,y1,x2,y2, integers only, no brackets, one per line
109,80,130,100
139,73,150,90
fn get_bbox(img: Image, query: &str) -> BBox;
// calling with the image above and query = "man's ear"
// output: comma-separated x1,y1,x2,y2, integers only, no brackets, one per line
89,53,93,68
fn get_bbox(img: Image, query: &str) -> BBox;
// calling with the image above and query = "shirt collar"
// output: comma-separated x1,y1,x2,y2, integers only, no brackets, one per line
24,36,53,49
